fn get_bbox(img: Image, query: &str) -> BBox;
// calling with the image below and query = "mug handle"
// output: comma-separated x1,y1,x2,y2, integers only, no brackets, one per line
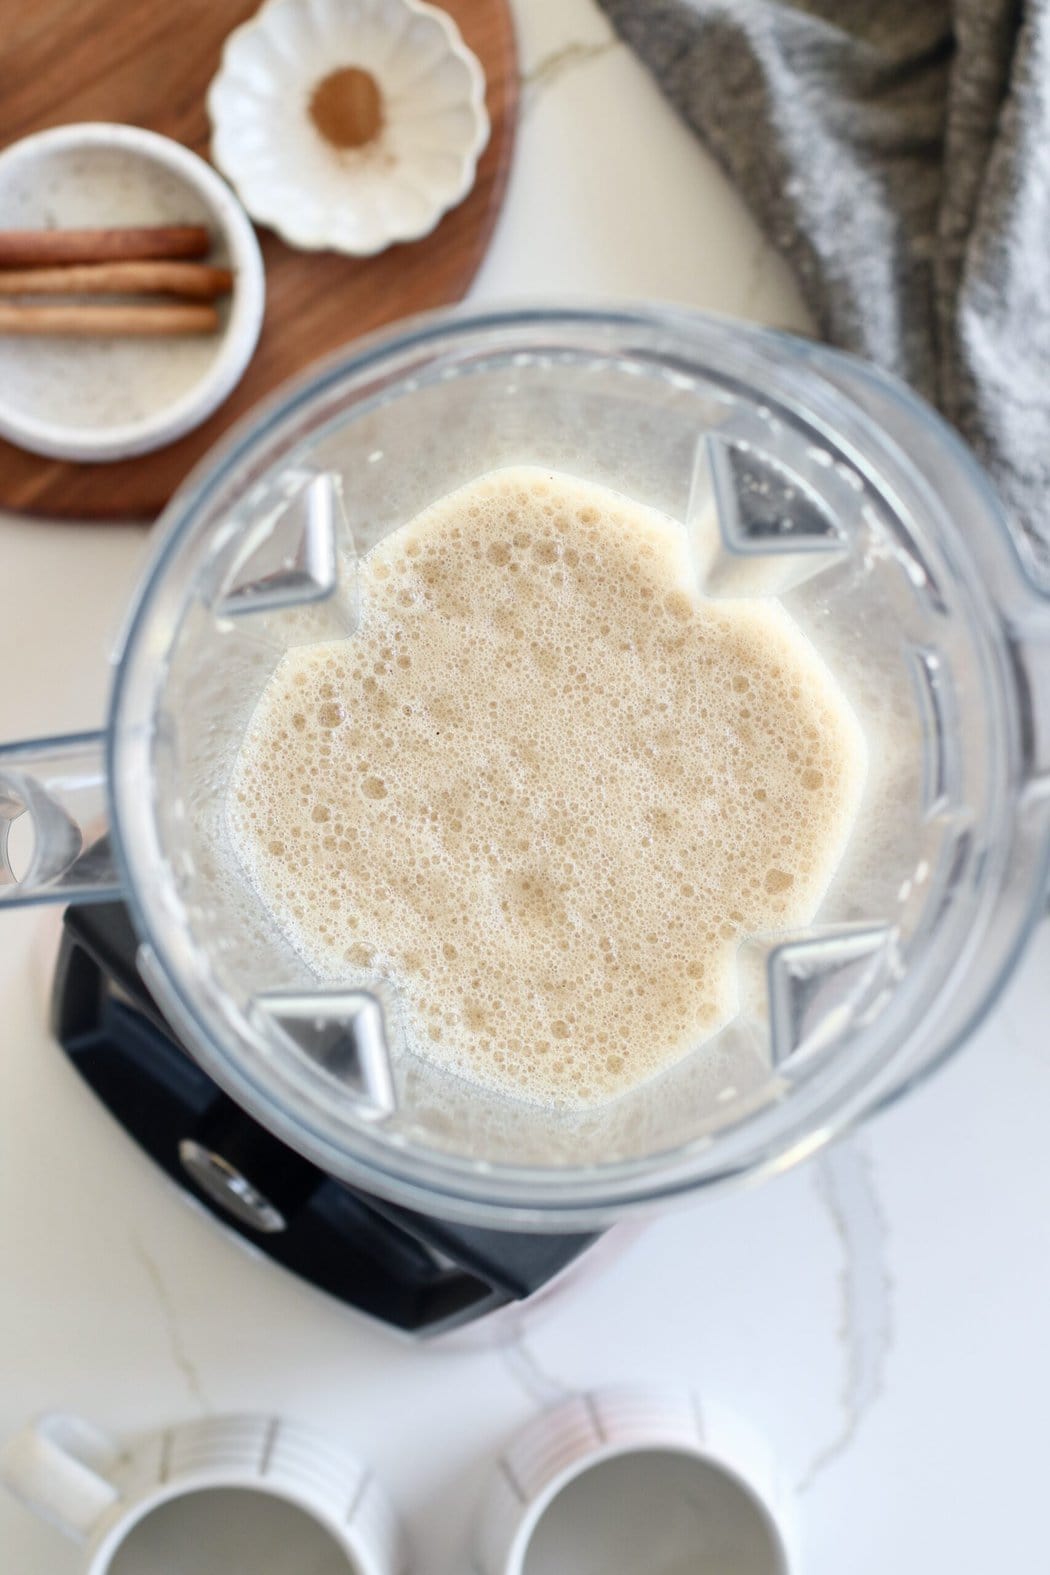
1,1412,123,1541
0,733,120,907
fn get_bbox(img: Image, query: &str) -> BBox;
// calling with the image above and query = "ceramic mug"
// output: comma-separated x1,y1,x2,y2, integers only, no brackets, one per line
0,1411,405,1575
475,1386,792,1575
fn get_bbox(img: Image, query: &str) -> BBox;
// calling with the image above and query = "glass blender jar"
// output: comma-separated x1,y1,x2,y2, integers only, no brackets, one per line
2,305,1048,1243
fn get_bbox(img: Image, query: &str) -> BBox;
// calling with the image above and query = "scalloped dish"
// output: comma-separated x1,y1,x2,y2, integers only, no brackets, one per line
208,0,489,257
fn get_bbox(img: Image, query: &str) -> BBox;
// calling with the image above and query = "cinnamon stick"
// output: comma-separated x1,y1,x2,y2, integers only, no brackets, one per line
0,225,211,268
0,261,233,298
0,302,219,336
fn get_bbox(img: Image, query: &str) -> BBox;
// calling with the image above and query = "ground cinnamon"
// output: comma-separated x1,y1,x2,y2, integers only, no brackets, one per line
309,67,384,150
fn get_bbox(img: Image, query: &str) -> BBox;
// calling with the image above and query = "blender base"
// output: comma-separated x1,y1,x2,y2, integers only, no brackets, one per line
52,900,597,1337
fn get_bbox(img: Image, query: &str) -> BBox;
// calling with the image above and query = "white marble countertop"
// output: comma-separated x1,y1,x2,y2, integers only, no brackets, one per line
2,2,1049,1570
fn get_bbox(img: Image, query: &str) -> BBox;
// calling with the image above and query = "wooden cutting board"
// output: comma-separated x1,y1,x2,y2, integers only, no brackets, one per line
0,0,517,520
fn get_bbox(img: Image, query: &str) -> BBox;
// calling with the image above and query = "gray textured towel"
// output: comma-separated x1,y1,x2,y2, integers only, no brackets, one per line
597,0,1050,582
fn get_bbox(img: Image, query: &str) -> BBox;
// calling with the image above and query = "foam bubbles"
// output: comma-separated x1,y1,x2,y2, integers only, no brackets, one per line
227,468,866,1109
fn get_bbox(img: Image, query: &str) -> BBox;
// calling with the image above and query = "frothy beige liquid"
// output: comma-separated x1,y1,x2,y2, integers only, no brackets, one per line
228,469,865,1107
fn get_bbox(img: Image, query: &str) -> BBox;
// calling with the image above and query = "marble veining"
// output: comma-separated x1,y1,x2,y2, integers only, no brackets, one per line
499,1311,575,1409
798,1142,893,1490
132,1237,213,1418
521,37,621,116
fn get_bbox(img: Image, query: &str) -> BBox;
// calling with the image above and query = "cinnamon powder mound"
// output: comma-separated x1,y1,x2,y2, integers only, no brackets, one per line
309,67,384,150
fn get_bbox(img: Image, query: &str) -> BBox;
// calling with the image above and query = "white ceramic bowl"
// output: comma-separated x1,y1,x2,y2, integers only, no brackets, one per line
208,0,489,256
0,123,265,463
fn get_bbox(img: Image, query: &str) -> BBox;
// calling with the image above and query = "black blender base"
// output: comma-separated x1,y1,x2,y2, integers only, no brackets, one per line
53,901,596,1335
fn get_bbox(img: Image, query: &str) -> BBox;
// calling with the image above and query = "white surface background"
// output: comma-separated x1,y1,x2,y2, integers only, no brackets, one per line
3,2,1050,1570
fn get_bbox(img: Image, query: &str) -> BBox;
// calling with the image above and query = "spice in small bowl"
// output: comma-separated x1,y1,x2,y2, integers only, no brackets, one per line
309,66,385,152
0,224,232,337
0,123,264,462
208,0,489,257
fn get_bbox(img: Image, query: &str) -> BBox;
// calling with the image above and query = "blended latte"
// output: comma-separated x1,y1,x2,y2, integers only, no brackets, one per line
228,468,865,1107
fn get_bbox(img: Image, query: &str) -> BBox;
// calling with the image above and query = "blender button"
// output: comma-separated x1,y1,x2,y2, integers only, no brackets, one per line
177,1139,287,1234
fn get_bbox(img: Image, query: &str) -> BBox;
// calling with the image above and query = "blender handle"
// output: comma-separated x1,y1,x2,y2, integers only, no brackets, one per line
0,732,121,907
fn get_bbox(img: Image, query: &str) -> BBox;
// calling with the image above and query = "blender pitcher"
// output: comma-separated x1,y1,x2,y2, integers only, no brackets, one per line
2,305,1049,1236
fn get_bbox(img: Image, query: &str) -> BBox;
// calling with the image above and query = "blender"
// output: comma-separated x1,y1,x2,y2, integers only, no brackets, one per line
2,305,1047,1332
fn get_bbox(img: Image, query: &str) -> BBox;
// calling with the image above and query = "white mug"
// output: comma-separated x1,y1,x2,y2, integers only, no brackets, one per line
0,1411,405,1575
475,1386,792,1575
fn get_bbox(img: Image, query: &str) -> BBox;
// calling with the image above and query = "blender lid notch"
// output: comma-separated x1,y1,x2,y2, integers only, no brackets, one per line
215,468,351,621
687,428,850,602
738,923,895,1071
250,987,398,1120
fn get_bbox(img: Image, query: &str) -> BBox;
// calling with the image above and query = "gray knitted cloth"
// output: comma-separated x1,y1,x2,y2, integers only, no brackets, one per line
597,0,1050,581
